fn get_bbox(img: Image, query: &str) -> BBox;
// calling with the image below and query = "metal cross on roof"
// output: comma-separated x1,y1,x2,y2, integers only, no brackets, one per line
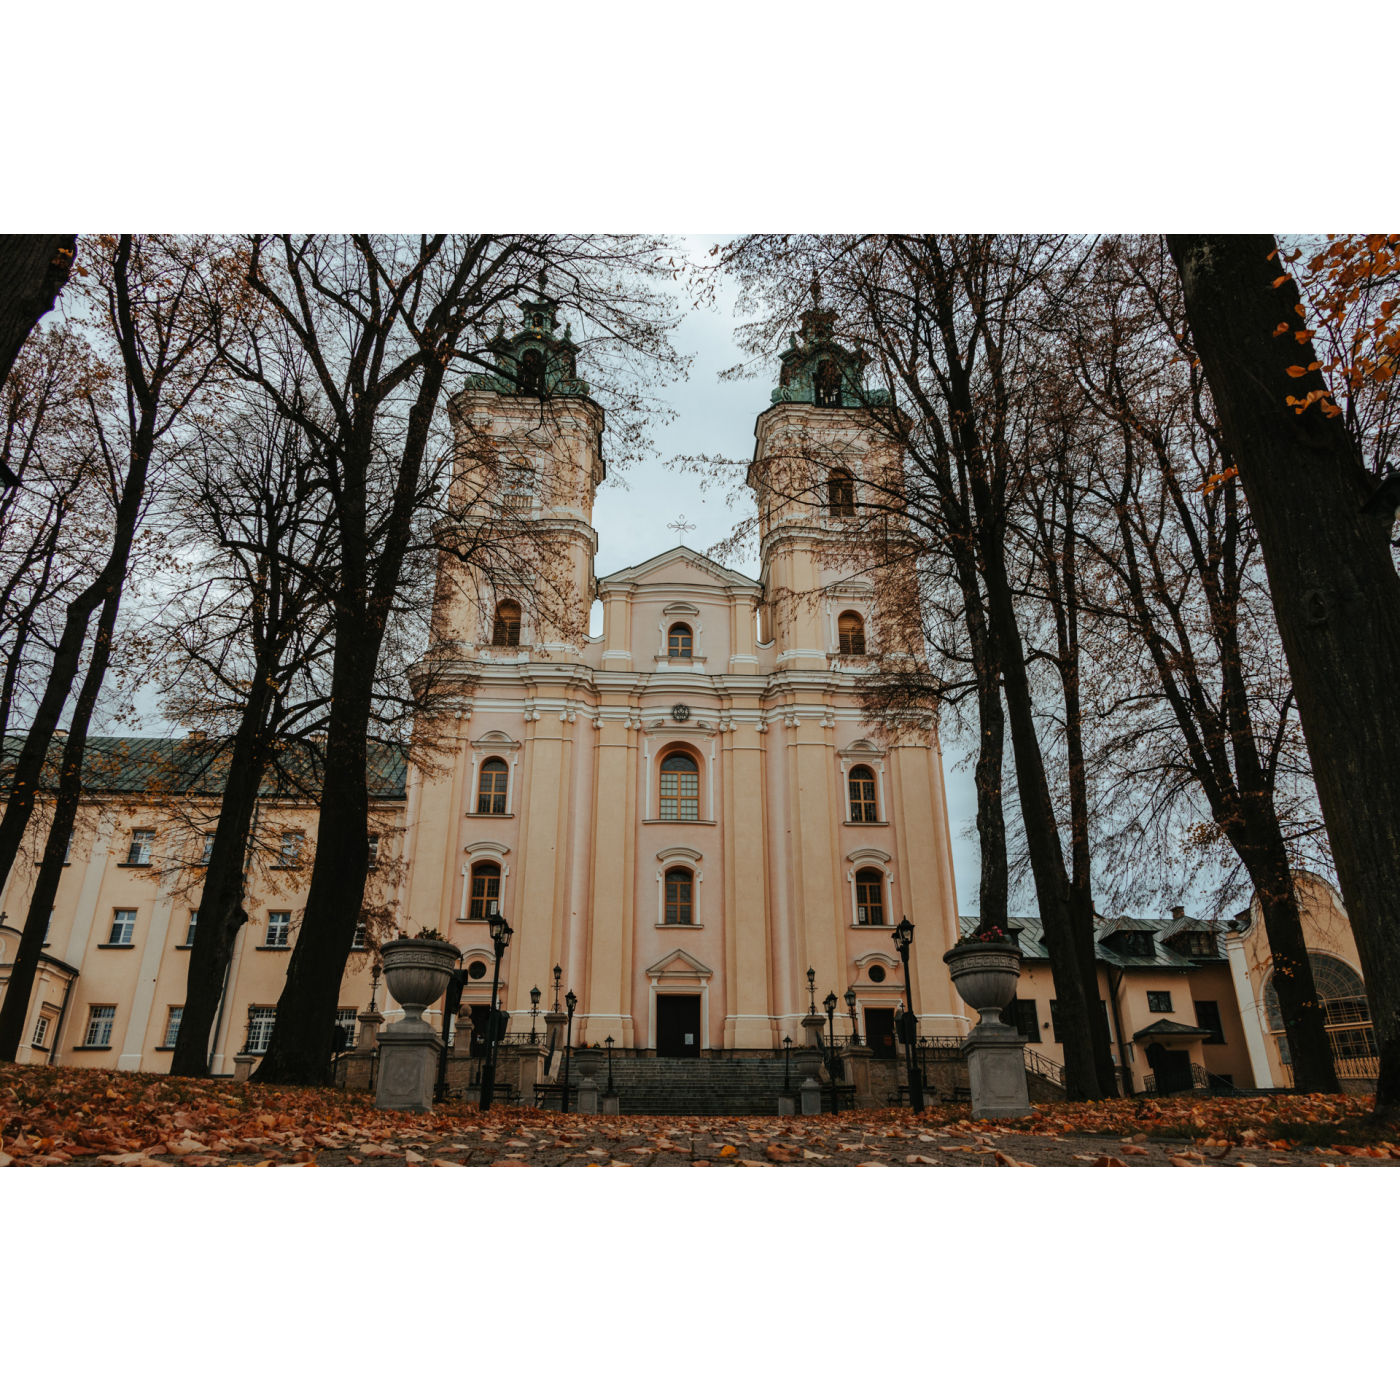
667,514,697,543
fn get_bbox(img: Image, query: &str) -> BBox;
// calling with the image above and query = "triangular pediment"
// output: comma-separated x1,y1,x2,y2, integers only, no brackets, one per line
598,545,758,592
645,946,714,980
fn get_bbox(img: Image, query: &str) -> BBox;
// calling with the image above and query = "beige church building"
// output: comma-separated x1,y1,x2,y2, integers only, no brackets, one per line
0,298,1380,1103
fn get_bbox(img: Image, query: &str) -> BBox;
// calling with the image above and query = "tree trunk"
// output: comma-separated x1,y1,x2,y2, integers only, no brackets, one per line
167,724,273,1077
0,578,124,1060
0,236,74,397
979,536,1104,1100
1168,233,1400,1113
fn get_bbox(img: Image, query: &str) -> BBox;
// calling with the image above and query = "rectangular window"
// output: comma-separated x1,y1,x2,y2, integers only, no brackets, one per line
162,1007,183,1048
367,835,380,870
200,834,215,865
1194,1000,1226,1044
32,1015,50,1048
665,870,693,925
352,922,366,950
1147,991,1173,1014
277,833,303,867
182,910,198,946
126,829,154,865
1001,998,1040,1043
659,770,699,821
246,1007,275,1054
109,909,137,945
265,912,292,947
85,1006,116,1047
334,1008,357,1051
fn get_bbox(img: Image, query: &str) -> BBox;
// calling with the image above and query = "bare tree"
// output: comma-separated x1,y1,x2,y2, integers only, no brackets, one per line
1167,235,1400,1114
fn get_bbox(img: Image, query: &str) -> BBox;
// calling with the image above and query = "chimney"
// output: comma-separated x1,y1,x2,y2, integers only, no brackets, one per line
1170,904,1186,920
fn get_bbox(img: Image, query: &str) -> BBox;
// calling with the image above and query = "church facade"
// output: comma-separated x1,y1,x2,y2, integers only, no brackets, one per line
395,295,967,1055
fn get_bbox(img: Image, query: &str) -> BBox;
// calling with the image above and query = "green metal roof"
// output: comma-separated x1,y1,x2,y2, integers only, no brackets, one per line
958,914,1236,969
2,735,408,801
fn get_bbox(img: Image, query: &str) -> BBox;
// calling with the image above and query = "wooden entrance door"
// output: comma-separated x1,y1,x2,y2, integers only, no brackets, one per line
656,995,702,1057
1145,1041,1192,1092
865,1007,897,1059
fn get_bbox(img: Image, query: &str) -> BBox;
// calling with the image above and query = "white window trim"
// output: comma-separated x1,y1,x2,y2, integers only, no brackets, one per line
655,849,703,926
460,845,511,922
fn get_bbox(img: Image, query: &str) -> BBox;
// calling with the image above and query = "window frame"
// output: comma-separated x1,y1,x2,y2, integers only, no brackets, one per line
663,867,695,925
477,758,509,815
1001,997,1040,1044
1194,999,1226,1044
491,600,522,647
246,1006,276,1054
848,765,878,822
854,868,885,926
837,610,866,655
126,829,154,866
468,862,502,921
181,909,198,947
108,909,137,946
84,1005,116,1048
667,623,694,659
1147,990,1174,1014
161,1006,184,1049
265,911,292,948
658,749,701,822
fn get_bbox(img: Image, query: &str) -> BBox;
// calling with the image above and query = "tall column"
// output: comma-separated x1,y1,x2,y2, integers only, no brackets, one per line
722,722,771,1048
584,716,636,1046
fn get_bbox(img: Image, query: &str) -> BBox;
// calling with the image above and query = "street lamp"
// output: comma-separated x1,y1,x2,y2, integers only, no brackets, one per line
806,967,817,1016
890,916,925,1111
823,990,838,1045
529,985,541,1043
782,1035,793,1094
560,989,578,1113
844,986,860,1045
480,910,513,1111
552,964,562,1013
604,1034,615,1096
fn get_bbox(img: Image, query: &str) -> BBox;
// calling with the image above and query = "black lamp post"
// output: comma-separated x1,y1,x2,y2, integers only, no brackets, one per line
845,985,860,1045
806,966,817,1016
552,964,562,1013
891,916,925,1111
560,989,578,1113
823,990,838,1046
481,910,513,1111
529,985,541,1043
604,1034,615,1096
782,1035,793,1094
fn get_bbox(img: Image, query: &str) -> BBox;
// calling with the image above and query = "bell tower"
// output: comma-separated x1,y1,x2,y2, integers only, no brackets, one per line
747,293,898,671
441,275,605,657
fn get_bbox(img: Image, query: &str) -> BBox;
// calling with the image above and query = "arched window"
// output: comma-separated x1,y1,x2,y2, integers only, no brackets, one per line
492,600,521,646
814,358,843,408
477,759,508,815
827,468,855,517
855,868,885,925
664,868,694,925
468,862,501,921
838,611,866,655
667,623,693,659
518,348,544,397
1265,952,1375,1061
659,751,700,821
849,766,878,823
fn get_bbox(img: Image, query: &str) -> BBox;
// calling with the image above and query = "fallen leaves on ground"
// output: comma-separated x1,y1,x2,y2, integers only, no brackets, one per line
2,1065,1396,1168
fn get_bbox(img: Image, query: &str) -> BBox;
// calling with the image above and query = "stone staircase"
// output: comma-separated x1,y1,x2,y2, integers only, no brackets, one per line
585,1057,797,1116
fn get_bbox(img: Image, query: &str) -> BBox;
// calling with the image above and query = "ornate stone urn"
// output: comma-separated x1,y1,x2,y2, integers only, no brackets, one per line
376,937,460,1112
380,937,459,1023
943,938,1031,1120
942,940,1022,1028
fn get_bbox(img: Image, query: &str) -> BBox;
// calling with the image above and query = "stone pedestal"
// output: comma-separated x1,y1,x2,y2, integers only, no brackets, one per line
800,1013,825,1049
375,1018,444,1112
841,1044,876,1109
507,1044,548,1101
577,1077,599,1114
602,1092,620,1116
799,1077,822,1116
964,1022,1031,1119
356,1010,384,1053
777,1095,795,1116
232,1053,256,1083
